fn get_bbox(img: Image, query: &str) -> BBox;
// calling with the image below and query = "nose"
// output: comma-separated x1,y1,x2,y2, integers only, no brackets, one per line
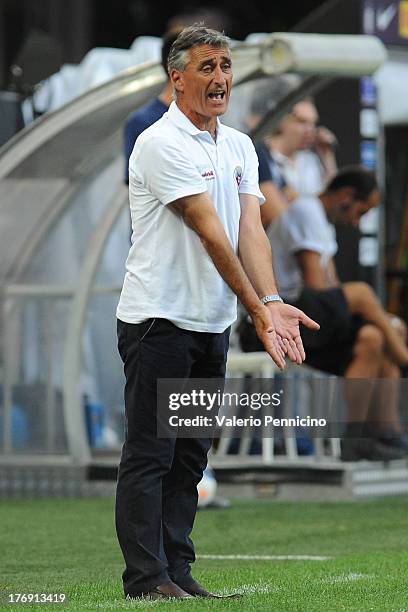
213,64,226,84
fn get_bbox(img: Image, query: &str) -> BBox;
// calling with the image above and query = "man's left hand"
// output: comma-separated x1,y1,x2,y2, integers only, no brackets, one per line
267,302,320,365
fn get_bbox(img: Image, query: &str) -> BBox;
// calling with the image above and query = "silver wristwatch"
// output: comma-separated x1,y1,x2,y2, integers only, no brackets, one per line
260,294,283,305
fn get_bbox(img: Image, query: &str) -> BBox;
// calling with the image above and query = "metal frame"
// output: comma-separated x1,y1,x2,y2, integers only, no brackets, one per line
211,352,342,468
62,185,128,465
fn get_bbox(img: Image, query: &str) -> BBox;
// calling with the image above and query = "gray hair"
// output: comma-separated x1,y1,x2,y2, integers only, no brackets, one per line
167,25,231,74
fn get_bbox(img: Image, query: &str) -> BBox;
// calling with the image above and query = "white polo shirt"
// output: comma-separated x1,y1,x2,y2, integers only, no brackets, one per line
272,149,325,196
268,195,338,301
116,101,265,333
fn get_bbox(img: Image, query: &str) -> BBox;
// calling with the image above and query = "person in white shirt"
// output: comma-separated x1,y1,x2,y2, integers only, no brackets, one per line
256,99,338,228
240,166,408,461
115,25,319,601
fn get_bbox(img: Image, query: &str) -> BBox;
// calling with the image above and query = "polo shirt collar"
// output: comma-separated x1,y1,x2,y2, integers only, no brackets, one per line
167,101,227,141
273,148,295,168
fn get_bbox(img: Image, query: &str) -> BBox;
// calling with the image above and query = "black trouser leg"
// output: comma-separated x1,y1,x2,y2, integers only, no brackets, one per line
162,437,213,586
164,330,230,586
115,319,194,595
115,319,228,596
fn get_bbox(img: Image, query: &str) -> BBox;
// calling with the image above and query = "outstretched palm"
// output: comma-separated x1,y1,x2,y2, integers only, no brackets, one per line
252,303,319,369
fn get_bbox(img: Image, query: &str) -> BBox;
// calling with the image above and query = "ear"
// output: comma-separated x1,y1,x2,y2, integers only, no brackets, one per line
170,69,184,94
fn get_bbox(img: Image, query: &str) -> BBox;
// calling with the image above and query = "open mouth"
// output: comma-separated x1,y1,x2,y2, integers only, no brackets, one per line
208,92,225,100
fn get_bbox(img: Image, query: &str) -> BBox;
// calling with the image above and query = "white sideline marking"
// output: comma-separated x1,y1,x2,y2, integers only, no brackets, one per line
221,583,278,595
322,572,373,584
198,554,332,561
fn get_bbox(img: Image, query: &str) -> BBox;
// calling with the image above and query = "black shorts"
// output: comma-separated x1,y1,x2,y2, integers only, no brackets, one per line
291,287,364,376
237,287,364,377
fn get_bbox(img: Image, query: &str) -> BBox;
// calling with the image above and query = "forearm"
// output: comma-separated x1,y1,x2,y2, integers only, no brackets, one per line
315,127,338,179
342,281,390,322
238,225,279,298
200,216,313,369
320,151,337,178
297,251,329,290
199,218,263,317
325,259,341,288
342,281,408,365
175,193,267,317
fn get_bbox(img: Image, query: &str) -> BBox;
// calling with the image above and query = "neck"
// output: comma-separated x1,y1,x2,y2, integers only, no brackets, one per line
319,193,332,219
267,135,296,159
208,123,217,142
175,100,218,140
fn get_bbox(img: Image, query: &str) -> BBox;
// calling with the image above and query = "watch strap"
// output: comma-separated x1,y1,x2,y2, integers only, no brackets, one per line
260,294,283,305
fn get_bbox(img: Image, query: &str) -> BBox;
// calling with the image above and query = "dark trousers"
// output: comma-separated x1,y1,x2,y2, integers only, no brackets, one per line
115,317,230,596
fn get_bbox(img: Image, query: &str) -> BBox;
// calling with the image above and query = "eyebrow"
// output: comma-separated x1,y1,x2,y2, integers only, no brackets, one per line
198,56,232,69
292,112,317,122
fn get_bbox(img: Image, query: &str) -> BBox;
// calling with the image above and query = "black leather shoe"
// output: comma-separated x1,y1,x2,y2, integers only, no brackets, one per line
341,438,407,462
176,579,242,599
378,431,408,454
127,581,193,600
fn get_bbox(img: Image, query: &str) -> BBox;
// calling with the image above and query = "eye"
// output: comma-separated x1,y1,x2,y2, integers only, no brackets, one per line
222,63,232,72
202,65,213,74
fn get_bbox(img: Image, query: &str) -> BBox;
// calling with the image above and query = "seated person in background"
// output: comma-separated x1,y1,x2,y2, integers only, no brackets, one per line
255,99,338,228
123,30,180,185
239,166,408,461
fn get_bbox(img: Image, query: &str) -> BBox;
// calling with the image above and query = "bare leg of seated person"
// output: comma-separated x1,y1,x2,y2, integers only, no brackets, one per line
369,357,408,452
342,282,408,367
343,325,383,425
368,356,408,455
372,357,402,435
341,325,406,461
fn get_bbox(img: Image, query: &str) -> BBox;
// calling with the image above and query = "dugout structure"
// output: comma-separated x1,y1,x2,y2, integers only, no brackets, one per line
0,34,387,495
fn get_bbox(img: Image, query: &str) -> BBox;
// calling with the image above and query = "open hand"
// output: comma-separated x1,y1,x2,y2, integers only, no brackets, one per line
252,303,320,369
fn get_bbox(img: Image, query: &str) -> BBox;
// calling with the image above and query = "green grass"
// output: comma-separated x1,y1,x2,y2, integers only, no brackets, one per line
1,496,408,611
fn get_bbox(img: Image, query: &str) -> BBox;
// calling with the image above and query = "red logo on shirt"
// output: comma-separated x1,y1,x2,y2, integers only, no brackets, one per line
201,169,215,180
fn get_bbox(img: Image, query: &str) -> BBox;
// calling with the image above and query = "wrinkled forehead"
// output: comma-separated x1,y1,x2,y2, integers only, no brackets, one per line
186,44,231,65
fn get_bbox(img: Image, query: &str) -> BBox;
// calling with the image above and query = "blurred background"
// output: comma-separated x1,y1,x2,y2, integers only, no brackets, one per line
2,5,408,608
0,0,408,502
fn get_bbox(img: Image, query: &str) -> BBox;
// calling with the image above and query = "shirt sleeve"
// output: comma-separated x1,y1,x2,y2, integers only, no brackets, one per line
284,199,328,255
124,113,147,184
256,143,272,183
238,136,265,204
257,142,287,190
131,136,207,205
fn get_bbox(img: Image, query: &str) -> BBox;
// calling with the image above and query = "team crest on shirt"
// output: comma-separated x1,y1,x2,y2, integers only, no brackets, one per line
233,166,243,187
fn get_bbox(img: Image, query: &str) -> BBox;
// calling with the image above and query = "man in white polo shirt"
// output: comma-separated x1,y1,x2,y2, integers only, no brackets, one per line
115,25,319,600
